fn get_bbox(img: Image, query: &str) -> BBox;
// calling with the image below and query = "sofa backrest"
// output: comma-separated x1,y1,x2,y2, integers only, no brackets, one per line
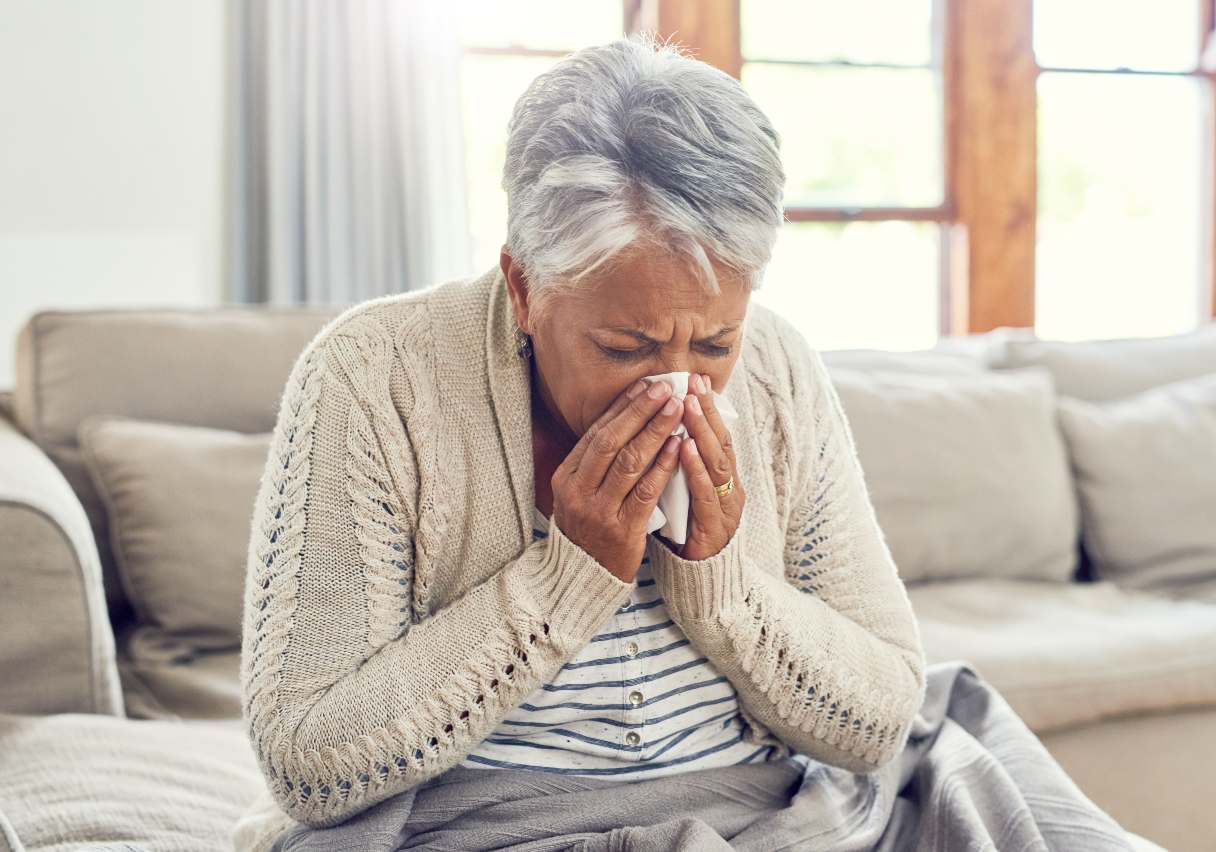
820,321,1216,586
12,305,346,634
11,308,1215,635
988,323,1216,401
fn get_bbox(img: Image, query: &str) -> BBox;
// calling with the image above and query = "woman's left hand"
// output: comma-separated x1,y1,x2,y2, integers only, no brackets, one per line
659,372,746,561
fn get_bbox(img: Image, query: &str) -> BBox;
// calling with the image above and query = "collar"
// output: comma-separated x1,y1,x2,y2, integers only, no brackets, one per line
484,265,536,544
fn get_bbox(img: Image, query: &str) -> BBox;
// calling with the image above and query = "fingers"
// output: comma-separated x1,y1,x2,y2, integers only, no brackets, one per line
682,374,736,495
599,389,684,504
681,435,729,521
695,375,737,469
574,379,676,491
560,378,648,477
621,433,682,525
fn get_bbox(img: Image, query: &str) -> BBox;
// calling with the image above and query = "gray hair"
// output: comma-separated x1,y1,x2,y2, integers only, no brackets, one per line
502,31,785,325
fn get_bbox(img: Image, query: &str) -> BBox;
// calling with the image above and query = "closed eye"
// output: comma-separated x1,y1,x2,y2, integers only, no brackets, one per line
601,346,644,362
597,343,732,362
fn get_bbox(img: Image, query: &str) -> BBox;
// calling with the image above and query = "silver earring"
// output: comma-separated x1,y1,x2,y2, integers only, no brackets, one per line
514,327,533,359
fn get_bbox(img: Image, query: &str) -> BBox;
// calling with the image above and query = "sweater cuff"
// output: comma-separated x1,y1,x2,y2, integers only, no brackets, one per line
649,520,751,624
513,514,635,648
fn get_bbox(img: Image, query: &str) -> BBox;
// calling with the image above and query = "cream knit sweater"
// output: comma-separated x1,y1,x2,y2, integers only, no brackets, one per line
231,265,927,850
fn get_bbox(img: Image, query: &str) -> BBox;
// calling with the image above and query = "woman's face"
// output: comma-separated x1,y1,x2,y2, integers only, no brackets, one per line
503,246,751,447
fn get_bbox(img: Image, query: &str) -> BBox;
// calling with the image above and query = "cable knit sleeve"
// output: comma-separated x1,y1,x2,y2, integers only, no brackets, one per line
648,325,927,774
240,331,634,829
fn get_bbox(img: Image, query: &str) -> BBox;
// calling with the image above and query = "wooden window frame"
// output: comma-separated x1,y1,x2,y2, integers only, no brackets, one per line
640,0,1216,331
463,0,1216,333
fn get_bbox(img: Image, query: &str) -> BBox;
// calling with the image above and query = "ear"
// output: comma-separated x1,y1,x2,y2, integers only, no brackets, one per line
500,246,533,334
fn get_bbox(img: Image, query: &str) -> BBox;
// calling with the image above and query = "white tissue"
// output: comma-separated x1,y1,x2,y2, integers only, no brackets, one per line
641,371,739,546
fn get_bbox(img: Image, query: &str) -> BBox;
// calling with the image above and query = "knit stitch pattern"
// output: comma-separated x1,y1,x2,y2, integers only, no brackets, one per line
234,265,927,845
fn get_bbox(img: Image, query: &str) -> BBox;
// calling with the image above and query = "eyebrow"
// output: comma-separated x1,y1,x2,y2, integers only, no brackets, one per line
596,322,741,345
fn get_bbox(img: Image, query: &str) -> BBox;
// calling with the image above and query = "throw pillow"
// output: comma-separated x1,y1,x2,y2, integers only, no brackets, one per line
1056,373,1216,595
828,367,1079,585
79,415,270,650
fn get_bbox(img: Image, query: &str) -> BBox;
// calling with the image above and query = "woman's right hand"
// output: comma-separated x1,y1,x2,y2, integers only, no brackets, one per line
551,377,685,582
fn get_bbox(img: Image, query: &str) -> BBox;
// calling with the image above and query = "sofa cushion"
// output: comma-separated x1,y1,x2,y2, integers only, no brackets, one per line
12,307,343,633
907,578,1216,733
1039,707,1216,852
931,325,1039,364
116,623,243,721
820,348,987,374
990,322,1216,401
1056,374,1216,597
0,712,273,851
829,367,1078,584
78,415,270,652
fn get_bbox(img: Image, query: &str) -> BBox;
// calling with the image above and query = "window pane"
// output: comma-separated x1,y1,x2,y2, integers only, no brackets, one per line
754,222,941,351
460,54,562,271
1036,73,1205,340
454,0,622,51
1034,0,1200,71
741,65,942,207
742,0,934,66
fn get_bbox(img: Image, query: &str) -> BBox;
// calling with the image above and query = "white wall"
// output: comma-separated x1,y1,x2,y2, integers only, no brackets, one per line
0,0,228,391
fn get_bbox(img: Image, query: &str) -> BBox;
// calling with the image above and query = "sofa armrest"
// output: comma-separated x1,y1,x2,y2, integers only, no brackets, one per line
0,413,123,716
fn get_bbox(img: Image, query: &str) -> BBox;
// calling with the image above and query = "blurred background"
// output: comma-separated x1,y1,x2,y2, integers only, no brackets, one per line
1,0,1214,385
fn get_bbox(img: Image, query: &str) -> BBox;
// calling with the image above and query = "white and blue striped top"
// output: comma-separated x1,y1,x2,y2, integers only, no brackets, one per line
459,505,780,778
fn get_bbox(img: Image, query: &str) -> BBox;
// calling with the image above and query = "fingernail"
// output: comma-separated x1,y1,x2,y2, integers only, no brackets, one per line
662,396,679,415
693,374,707,394
686,437,698,455
647,379,670,399
663,435,679,454
686,394,702,416
702,374,711,392
627,380,646,398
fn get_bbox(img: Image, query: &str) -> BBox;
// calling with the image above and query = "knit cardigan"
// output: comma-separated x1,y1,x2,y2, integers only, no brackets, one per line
232,264,927,848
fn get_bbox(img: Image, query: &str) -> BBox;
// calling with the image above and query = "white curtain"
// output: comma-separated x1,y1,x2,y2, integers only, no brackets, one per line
228,0,474,304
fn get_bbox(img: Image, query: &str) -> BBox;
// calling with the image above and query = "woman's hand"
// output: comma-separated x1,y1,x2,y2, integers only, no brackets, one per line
660,372,746,562
551,377,685,582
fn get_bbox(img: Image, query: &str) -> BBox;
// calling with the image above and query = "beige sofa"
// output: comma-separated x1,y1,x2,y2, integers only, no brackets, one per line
0,306,1212,851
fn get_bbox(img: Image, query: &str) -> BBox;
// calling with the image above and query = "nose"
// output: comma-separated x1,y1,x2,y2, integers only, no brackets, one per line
655,350,696,376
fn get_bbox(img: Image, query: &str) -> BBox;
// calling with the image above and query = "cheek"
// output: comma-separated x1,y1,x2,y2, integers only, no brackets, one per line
573,376,639,435
704,353,741,393
550,374,611,436
581,385,626,433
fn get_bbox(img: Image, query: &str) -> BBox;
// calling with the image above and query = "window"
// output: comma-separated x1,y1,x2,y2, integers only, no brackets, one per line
740,0,948,351
454,2,627,274
452,1,1216,345
1034,0,1209,340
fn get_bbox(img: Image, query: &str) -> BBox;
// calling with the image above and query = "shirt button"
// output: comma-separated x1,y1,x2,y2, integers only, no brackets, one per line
625,731,641,746
628,690,644,706
625,641,639,658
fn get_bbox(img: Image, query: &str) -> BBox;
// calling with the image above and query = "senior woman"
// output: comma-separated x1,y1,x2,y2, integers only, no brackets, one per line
232,33,928,852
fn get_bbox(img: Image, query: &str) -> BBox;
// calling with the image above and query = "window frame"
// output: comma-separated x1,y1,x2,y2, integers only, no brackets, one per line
459,0,1216,334
647,0,1216,331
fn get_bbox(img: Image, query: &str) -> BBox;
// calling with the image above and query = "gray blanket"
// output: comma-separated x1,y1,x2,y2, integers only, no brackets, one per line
272,661,1136,851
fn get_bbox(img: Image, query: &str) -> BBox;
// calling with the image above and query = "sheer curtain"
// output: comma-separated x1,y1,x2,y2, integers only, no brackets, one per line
228,0,475,304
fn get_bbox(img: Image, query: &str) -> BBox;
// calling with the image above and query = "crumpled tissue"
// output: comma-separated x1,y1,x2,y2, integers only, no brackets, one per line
641,371,739,546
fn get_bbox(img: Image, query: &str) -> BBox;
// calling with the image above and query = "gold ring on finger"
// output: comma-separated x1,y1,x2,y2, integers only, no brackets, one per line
714,475,734,498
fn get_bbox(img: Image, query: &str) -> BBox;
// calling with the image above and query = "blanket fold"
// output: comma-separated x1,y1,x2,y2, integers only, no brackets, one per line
271,661,1137,852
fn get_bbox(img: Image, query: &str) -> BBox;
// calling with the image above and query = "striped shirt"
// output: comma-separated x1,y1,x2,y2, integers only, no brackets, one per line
459,505,781,778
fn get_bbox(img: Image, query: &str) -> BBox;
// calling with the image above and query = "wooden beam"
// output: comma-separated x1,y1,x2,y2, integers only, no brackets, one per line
946,0,1037,333
645,0,741,80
